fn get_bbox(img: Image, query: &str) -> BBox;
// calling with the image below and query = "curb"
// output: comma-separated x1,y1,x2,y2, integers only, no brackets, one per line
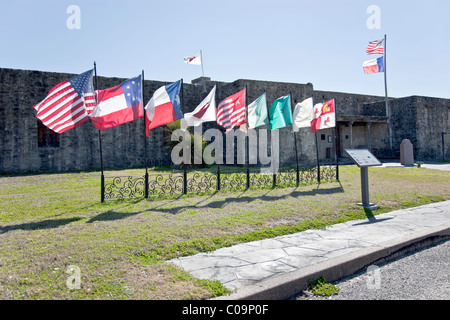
213,224,450,300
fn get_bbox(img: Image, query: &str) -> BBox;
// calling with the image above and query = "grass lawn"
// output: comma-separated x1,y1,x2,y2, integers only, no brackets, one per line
0,165,449,300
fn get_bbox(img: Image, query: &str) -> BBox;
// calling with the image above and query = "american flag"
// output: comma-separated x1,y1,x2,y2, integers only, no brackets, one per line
34,69,95,133
217,89,246,133
366,39,384,55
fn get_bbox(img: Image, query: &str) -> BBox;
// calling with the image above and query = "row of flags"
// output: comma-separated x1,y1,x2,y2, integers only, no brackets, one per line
363,38,385,74
33,69,336,137
181,86,335,134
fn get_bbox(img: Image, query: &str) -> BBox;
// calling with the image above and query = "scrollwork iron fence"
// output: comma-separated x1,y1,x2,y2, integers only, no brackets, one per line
102,164,338,201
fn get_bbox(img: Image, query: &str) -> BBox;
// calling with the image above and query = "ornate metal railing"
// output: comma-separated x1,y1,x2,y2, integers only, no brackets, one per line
102,164,338,201
104,176,146,200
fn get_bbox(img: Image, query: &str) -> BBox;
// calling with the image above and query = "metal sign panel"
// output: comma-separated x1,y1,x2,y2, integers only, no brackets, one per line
344,149,382,168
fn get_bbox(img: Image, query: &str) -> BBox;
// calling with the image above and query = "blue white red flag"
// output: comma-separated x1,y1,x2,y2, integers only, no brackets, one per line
33,69,95,133
89,75,143,131
363,57,384,74
145,80,184,135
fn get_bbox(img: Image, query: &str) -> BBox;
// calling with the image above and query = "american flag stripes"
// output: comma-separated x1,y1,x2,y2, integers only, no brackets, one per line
34,69,95,133
216,89,246,133
366,39,385,55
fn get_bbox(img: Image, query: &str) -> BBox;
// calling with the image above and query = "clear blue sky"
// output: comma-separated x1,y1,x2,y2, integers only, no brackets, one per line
1,0,449,99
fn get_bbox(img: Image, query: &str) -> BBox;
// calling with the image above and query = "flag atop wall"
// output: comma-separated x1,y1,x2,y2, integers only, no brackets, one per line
269,95,293,130
89,75,143,131
292,97,314,132
33,69,95,133
247,92,269,129
366,39,385,55
180,85,216,131
311,99,335,133
217,88,246,133
363,57,384,74
184,53,202,65
145,80,184,136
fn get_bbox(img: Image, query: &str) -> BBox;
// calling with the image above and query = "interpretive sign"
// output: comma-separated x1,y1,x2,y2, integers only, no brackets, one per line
344,149,382,168
345,149,381,210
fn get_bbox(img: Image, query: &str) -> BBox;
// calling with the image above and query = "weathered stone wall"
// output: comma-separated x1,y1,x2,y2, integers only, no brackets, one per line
412,96,450,161
1,68,449,174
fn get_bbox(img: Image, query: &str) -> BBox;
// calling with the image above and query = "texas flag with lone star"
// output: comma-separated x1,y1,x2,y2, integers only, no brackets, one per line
310,99,335,133
145,80,184,136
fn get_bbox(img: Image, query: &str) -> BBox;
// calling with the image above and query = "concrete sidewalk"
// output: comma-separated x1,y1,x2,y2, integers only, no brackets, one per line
169,200,450,300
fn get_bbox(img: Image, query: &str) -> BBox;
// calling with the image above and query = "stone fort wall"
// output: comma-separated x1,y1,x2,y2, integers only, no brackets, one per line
1,68,448,174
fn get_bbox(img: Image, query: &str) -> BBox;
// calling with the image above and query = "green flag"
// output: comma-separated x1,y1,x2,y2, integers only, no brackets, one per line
269,95,293,130
247,92,268,129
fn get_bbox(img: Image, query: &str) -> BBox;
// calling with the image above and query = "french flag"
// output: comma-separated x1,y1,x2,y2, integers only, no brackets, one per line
145,80,184,136
363,57,384,74
90,75,143,131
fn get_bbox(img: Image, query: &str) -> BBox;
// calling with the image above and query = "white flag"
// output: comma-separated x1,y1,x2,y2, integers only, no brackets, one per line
181,85,216,131
184,53,202,65
292,97,314,132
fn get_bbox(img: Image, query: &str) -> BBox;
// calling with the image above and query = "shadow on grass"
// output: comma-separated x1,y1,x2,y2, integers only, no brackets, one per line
351,207,394,225
0,217,83,234
86,211,141,223
85,183,345,222
142,184,345,215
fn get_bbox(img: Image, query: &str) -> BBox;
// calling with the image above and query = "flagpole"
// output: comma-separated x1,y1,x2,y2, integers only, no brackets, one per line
265,92,276,188
216,83,221,191
245,85,250,189
142,70,149,198
290,93,300,186
181,79,188,195
315,132,321,184
200,50,205,77
94,62,105,202
383,34,392,150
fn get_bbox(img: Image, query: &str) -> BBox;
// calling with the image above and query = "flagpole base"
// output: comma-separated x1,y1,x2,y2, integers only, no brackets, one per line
357,203,379,211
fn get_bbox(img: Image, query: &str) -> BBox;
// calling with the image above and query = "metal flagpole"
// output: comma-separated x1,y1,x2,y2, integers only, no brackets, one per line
216,83,221,191
383,34,392,150
290,93,300,186
333,126,339,182
200,50,205,78
315,132,321,184
93,62,105,202
245,85,250,189
265,92,276,188
142,70,149,198
181,79,188,195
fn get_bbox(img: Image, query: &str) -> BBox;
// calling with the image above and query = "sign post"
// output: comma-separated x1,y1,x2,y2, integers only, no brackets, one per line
345,149,382,210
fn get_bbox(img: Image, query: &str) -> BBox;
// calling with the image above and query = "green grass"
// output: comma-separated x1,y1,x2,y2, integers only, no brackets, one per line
0,165,449,299
308,277,340,296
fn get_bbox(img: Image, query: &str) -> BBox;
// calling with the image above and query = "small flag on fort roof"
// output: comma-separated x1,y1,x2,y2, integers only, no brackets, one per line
33,69,95,134
89,75,143,131
184,53,202,65
268,95,293,130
